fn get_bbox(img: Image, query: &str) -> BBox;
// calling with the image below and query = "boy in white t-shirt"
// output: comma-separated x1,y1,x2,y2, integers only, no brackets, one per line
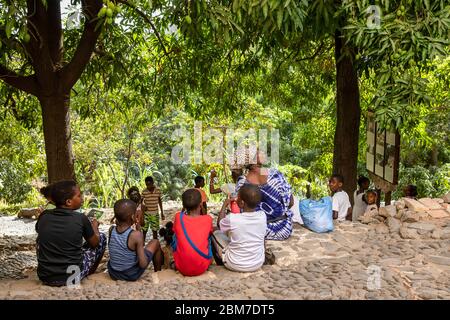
211,184,267,272
329,174,352,222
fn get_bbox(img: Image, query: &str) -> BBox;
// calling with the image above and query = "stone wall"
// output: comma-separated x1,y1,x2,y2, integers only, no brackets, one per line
358,192,450,240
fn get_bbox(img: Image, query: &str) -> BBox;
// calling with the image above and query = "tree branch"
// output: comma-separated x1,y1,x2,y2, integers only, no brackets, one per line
0,64,38,96
116,0,169,57
61,0,103,91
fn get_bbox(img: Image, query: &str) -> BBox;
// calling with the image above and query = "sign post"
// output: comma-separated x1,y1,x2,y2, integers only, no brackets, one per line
366,110,400,205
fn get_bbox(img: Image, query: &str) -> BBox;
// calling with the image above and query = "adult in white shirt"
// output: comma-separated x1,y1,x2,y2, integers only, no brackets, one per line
211,184,267,272
353,176,370,221
329,174,352,221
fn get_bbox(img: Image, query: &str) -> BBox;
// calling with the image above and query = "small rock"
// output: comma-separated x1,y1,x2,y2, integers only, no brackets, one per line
442,192,450,203
375,223,389,234
428,255,450,266
17,208,40,219
407,222,436,232
378,205,397,218
431,229,441,239
395,199,406,210
386,217,401,233
433,198,444,204
403,198,429,212
418,198,442,210
399,227,418,239
396,208,407,219
401,211,420,223
428,209,449,219
359,215,376,224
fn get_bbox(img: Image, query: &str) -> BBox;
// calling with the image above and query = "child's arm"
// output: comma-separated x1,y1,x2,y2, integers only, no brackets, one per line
217,199,230,229
85,219,101,248
332,211,338,220
158,196,165,220
209,170,222,194
288,194,294,208
346,207,352,221
130,230,151,269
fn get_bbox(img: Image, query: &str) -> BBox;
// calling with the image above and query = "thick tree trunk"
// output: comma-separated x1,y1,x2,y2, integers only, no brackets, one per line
40,94,76,183
333,32,361,200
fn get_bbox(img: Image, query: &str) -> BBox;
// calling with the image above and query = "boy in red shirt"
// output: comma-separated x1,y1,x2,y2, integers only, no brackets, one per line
172,189,213,276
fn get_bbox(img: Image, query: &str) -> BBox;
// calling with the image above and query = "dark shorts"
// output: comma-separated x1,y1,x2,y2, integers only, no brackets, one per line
108,249,153,281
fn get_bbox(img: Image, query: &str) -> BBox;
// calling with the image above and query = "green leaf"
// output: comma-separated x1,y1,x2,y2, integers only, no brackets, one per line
263,3,268,18
277,8,283,29
5,21,12,39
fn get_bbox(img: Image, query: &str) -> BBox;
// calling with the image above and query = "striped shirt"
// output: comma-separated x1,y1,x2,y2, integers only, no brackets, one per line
142,187,161,214
108,227,138,271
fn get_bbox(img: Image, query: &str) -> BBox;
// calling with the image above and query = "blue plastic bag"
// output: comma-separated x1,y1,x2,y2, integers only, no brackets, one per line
299,196,334,233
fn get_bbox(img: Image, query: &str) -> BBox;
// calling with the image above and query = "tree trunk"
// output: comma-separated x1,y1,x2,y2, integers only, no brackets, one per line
333,31,361,200
40,94,76,183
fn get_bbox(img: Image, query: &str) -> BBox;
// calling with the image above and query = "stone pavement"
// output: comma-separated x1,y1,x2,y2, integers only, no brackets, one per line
1,214,449,300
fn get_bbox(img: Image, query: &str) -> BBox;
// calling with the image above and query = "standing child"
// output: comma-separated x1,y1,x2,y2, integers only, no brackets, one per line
212,184,267,272
172,189,213,276
127,186,143,228
108,199,163,281
35,180,106,286
329,174,352,222
141,176,165,241
194,175,208,215
353,176,370,222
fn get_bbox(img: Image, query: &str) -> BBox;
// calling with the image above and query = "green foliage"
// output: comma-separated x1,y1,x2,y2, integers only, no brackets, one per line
393,164,450,199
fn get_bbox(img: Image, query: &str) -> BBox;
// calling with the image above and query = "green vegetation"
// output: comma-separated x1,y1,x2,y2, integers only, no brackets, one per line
0,1,449,212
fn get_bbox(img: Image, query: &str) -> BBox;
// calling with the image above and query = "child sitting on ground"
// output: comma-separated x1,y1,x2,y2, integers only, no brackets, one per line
329,173,352,221
109,186,143,226
159,222,174,269
363,190,378,217
403,184,418,200
141,176,165,241
35,180,106,286
172,189,213,276
353,176,370,222
212,184,267,272
108,199,163,281
194,175,208,215
128,186,143,228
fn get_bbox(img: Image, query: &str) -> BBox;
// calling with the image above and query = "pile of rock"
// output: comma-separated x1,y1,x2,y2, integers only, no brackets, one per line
358,192,450,240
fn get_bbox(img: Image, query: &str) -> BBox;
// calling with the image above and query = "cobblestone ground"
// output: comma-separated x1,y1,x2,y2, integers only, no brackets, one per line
0,209,449,300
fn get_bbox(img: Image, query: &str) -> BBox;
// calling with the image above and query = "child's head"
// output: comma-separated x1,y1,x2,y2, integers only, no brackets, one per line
127,186,141,204
40,184,53,202
237,184,261,211
357,176,370,190
50,180,83,209
159,221,174,245
329,174,344,193
113,199,137,225
366,190,378,205
231,169,243,183
403,185,418,198
194,175,205,188
145,176,154,189
181,188,202,213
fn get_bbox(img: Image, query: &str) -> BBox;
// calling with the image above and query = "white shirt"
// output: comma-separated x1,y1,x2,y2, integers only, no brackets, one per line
352,191,367,222
332,191,351,221
219,210,267,272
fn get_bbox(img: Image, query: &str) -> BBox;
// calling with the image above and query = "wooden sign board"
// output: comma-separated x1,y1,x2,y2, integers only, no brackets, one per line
366,110,400,186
